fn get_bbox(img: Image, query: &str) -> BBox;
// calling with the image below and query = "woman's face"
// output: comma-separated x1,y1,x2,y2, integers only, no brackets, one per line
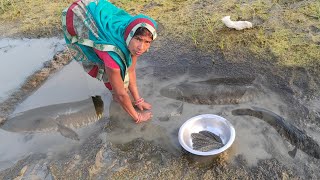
128,35,152,57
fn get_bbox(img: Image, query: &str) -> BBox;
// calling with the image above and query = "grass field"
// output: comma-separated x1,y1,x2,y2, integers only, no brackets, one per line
1,0,319,69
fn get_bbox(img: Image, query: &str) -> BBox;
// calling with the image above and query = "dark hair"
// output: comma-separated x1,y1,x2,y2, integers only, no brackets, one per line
133,27,153,39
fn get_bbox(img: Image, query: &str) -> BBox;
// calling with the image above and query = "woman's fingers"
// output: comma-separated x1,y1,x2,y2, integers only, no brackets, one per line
144,103,152,110
140,111,153,122
142,102,152,110
136,102,152,110
137,104,143,111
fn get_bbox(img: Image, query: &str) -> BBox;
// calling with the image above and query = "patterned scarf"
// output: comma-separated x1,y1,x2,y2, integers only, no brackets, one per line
62,0,157,79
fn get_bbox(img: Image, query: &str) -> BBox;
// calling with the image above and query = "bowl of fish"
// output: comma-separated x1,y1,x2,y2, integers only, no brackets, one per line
178,114,235,156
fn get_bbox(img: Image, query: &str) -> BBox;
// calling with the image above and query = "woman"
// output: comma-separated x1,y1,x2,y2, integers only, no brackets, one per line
62,0,157,123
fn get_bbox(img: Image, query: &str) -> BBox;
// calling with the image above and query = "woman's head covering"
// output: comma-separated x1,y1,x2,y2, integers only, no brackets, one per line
123,14,157,46
63,0,157,79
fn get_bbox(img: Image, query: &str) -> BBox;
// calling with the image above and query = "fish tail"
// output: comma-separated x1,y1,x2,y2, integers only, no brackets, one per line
288,147,298,158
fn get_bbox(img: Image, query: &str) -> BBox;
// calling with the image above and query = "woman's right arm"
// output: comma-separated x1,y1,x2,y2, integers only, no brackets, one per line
106,67,139,121
105,67,152,123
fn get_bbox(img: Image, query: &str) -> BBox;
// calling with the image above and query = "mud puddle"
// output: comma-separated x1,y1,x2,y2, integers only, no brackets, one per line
0,123,102,171
0,38,65,103
0,59,111,171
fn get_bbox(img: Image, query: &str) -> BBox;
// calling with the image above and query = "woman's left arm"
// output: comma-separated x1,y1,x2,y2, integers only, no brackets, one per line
128,57,152,110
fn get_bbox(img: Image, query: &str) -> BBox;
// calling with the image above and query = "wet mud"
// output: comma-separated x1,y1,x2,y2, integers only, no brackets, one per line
0,36,320,179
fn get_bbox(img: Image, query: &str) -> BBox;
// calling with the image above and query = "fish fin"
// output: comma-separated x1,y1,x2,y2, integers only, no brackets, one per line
57,123,80,141
92,95,104,117
177,103,184,115
288,147,298,158
171,103,184,116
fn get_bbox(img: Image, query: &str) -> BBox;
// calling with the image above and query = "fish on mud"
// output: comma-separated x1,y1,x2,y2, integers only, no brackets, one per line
170,103,184,116
159,77,258,105
191,130,224,152
232,106,320,159
1,95,105,141
158,102,183,122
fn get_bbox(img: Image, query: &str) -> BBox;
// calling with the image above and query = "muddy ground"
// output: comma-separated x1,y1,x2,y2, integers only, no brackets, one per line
1,26,320,180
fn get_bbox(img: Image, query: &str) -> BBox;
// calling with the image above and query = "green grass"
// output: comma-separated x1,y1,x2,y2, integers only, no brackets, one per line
1,0,319,69
0,0,73,36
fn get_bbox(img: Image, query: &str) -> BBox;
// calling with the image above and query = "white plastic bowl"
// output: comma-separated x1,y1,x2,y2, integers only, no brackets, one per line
178,114,236,156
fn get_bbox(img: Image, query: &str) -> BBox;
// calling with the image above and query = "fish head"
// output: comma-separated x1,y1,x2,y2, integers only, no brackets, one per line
231,108,252,116
160,84,185,100
314,149,320,159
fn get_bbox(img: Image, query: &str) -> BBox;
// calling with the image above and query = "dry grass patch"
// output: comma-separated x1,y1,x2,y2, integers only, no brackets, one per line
114,0,319,68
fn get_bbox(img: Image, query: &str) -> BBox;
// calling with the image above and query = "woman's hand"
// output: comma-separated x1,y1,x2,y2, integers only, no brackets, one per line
136,101,152,111
136,111,153,123
134,98,152,111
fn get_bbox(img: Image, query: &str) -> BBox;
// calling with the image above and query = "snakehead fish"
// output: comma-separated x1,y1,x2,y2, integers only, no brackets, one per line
1,96,104,141
191,130,224,152
160,77,258,105
232,106,320,159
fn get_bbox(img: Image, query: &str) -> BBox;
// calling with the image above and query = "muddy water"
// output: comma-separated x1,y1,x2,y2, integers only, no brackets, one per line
0,38,65,103
13,60,108,113
0,38,112,173
0,38,320,179
0,58,111,171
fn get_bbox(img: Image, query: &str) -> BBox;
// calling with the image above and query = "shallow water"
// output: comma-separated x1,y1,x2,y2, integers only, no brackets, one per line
0,123,101,171
0,38,65,103
0,58,111,171
13,61,108,113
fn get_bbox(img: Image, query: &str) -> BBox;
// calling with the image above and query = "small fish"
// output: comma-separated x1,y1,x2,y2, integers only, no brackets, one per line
193,144,222,152
191,133,221,144
191,131,225,152
192,139,217,146
199,130,223,144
